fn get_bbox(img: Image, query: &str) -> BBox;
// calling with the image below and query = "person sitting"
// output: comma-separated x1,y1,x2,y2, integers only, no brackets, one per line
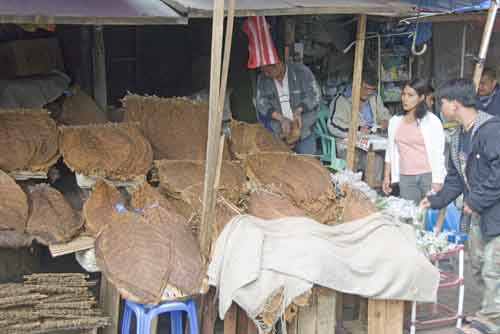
327,71,390,183
383,79,446,204
327,71,390,138
477,66,500,117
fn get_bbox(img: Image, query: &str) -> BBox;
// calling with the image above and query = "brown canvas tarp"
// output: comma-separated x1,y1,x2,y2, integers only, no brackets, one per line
26,184,82,245
246,153,339,224
123,95,231,160
0,110,59,172
59,122,153,180
0,169,28,232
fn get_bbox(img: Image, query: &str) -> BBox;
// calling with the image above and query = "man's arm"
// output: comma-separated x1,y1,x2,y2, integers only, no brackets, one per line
427,154,464,209
465,124,500,212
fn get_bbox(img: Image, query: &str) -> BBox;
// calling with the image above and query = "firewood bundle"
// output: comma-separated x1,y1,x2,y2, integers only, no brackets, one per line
0,273,109,333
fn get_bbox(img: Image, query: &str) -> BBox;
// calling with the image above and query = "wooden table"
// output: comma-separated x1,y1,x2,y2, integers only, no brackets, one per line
223,290,405,334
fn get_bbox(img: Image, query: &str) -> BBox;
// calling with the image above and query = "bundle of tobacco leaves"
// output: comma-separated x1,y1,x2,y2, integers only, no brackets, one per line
0,273,109,333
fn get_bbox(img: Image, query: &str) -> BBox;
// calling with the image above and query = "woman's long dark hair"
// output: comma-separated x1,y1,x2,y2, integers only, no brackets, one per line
399,78,434,120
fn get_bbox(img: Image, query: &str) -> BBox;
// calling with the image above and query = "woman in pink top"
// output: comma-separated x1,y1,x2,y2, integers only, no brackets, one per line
383,79,446,204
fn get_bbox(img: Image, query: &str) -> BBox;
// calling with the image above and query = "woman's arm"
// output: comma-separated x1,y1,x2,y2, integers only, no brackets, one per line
382,162,392,195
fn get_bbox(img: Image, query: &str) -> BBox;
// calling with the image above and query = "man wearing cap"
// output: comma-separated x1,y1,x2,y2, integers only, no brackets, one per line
243,17,321,155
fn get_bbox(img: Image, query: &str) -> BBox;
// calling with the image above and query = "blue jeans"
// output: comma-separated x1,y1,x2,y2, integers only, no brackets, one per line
293,134,317,155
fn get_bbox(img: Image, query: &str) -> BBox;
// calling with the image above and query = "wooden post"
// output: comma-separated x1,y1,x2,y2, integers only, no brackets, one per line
224,304,238,334
99,276,120,334
367,299,404,334
472,0,499,88
283,17,296,63
293,289,337,334
346,15,367,170
92,26,107,111
199,0,236,261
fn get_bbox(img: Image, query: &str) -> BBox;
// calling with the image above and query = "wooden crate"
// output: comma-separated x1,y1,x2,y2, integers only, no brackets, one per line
0,38,64,78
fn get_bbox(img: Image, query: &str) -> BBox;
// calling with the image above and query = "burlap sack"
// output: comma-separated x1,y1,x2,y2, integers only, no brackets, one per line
95,205,204,305
0,110,59,172
229,121,290,159
246,153,339,224
82,180,125,237
247,190,305,220
340,187,378,223
26,184,82,245
155,160,246,204
59,123,153,180
57,85,108,125
123,95,231,160
0,170,29,232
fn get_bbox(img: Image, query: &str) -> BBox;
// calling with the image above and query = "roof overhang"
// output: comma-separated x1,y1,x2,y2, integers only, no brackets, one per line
0,0,187,25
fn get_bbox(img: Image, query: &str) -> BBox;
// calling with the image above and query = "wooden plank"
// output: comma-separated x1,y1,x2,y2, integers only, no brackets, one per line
224,304,238,334
199,0,235,260
385,300,405,334
99,276,120,334
49,236,95,257
365,150,377,188
237,305,249,334
287,316,298,334
247,321,258,334
346,14,367,169
336,292,344,327
359,297,368,324
297,292,317,334
316,289,336,334
92,26,107,111
367,299,404,334
201,289,218,334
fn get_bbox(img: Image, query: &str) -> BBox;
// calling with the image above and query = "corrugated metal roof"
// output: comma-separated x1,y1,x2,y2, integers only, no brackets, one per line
161,0,421,17
0,0,187,25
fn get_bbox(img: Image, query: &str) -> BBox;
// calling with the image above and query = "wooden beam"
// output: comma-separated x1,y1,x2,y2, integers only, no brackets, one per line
224,304,238,334
473,0,499,88
92,26,107,111
367,299,404,334
346,15,367,169
99,276,120,334
199,0,227,259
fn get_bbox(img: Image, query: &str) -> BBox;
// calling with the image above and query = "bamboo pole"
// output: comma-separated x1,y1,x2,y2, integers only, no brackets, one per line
346,15,367,169
92,26,107,111
473,0,499,87
200,0,236,261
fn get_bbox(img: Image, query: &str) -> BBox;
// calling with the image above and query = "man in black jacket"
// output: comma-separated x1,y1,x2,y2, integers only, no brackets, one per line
421,78,500,329
477,67,500,117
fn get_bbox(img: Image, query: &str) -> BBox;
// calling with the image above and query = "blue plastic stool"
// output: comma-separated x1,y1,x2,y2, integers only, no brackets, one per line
425,203,468,243
121,298,199,334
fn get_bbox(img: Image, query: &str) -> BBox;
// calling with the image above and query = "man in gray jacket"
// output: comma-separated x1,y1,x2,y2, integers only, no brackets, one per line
256,61,321,155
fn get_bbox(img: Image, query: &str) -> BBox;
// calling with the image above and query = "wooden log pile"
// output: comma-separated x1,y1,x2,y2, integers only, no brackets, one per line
0,273,109,333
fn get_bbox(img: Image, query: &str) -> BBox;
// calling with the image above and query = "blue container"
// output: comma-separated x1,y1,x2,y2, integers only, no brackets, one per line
425,203,468,243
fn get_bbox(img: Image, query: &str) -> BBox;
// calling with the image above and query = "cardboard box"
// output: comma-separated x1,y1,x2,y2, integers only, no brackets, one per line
0,38,64,78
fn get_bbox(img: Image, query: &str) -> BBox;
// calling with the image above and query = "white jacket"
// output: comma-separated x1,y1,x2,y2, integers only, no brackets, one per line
385,112,446,184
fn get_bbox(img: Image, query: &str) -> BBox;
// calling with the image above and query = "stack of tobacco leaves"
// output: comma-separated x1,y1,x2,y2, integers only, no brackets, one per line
0,273,109,333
